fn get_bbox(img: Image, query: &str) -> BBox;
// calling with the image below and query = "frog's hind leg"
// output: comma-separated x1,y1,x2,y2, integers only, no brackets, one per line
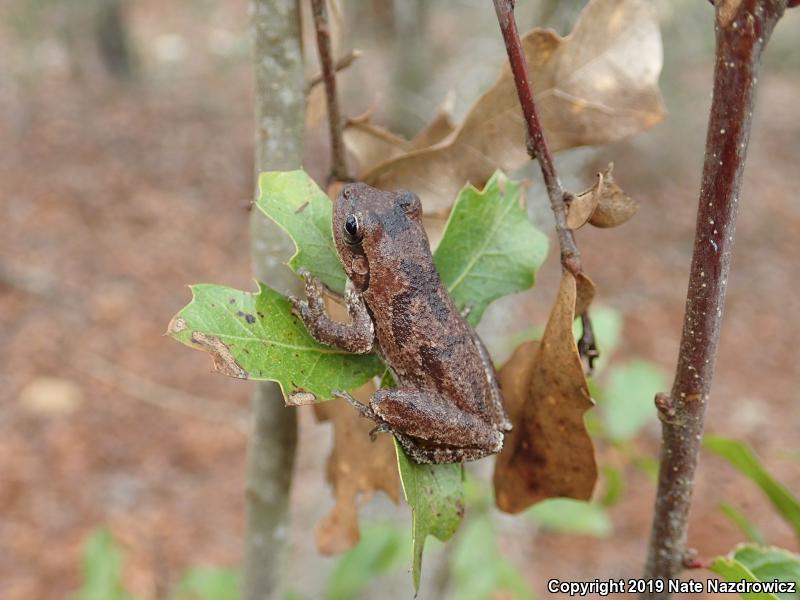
468,327,512,432
371,388,502,452
394,432,499,464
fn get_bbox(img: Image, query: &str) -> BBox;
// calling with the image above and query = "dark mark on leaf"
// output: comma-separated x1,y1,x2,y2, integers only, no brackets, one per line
189,331,248,379
294,201,309,214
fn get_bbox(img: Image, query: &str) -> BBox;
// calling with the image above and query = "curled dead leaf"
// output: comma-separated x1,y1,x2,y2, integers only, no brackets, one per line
287,390,317,406
315,384,400,555
343,112,412,174
343,94,456,177
588,164,639,228
189,331,248,379
493,273,597,513
575,271,596,317
566,171,603,230
408,94,456,151
311,297,400,554
360,0,664,216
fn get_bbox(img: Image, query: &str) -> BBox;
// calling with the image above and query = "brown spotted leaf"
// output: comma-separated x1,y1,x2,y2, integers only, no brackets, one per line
360,0,664,215
588,163,640,228
493,273,597,513
315,385,400,555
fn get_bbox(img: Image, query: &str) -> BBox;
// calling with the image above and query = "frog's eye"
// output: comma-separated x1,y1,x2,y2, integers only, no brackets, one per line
343,214,363,245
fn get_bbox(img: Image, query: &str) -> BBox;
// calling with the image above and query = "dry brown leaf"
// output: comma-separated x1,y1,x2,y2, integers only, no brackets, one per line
361,0,664,216
312,291,399,554
342,112,412,174
306,83,327,128
315,383,400,555
588,163,639,228
566,172,603,229
496,340,539,425
575,271,596,317
408,94,457,150
493,273,597,513
343,94,456,176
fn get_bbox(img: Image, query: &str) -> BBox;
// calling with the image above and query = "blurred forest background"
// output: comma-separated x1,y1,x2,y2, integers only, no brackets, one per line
1,0,799,598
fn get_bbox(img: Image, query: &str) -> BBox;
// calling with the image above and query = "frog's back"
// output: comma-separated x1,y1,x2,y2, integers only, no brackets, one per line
364,249,496,419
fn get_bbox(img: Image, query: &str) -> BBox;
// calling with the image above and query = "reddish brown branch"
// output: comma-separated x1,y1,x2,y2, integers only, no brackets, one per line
310,0,350,182
641,1,787,596
492,0,581,276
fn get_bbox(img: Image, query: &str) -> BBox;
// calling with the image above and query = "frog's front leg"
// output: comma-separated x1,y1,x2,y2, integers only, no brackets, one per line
289,271,374,353
334,388,502,464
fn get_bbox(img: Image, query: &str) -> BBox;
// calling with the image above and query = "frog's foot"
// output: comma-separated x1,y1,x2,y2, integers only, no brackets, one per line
368,422,392,441
289,269,325,318
332,389,377,420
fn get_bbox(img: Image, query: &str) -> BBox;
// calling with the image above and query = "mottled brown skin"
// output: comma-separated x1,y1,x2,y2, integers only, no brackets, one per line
290,182,511,464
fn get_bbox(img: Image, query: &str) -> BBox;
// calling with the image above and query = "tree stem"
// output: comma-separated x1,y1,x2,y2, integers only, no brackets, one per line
642,2,787,596
310,0,350,182
245,1,305,598
492,0,581,276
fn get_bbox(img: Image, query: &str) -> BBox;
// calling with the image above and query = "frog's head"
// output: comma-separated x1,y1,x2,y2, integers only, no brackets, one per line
333,182,424,291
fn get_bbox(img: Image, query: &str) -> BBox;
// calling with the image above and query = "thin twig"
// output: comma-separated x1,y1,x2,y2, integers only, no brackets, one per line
310,0,350,182
493,0,596,369
492,0,581,277
307,48,361,90
80,352,250,433
641,1,788,596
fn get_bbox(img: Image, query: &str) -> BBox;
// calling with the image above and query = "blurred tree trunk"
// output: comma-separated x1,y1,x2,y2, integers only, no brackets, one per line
94,0,137,79
244,1,305,599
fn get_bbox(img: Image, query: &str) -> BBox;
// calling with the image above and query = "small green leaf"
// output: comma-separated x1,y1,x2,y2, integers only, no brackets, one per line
599,465,625,508
710,544,800,600
528,499,612,537
169,282,383,402
452,516,534,600
602,360,667,442
632,453,660,482
705,436,800,543
73,529,137,600
326,523,408,600
434,171,548,326
719,502,767,546
395,440,464,592
257,170,346,293
174,567,239,600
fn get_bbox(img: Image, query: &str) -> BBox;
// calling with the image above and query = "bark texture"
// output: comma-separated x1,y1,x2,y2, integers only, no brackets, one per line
244,1,305,599
642,2,787,596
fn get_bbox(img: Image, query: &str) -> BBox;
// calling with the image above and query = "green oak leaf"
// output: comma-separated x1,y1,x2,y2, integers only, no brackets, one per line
171,169,547,591
395,440,464,592
719,503,767,546
168,282,382,403
256,170,346,293
710,544,800,600
435,170,548,326
705,435,800,543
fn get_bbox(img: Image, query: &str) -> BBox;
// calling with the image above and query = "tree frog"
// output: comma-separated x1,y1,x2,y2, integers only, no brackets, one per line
290,183,511,464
